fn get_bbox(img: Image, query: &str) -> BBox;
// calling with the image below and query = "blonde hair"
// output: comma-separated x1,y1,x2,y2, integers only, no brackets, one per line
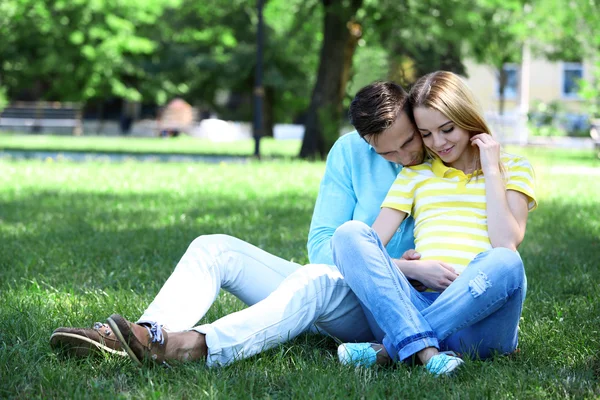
409,71,504,177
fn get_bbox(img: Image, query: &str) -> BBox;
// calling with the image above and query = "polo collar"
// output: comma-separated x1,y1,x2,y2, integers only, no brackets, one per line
431,157,478,179
431,157,451,177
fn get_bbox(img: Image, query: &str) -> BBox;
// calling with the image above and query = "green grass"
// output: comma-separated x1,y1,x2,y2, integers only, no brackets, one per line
0,133,301,158
1,147,599,398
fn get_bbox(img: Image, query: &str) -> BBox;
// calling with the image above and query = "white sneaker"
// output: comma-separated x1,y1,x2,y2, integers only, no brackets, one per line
337,343,380,368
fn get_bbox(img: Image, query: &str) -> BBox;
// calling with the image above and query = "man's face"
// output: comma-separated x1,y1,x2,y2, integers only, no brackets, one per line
365,111,425,166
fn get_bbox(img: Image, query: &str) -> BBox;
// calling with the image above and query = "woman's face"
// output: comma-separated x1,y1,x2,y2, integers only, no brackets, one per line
413,107,474,169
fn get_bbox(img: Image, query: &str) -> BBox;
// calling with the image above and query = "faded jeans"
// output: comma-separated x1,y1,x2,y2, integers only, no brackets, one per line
332,221,527,362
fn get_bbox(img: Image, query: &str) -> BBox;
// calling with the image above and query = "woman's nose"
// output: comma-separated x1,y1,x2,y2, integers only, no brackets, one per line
432,133,446,149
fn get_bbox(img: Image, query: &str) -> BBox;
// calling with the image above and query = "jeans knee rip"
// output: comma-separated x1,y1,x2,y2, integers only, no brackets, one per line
469,270,492,298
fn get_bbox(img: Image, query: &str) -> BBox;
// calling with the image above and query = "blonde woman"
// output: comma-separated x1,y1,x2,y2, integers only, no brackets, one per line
333,71,537,376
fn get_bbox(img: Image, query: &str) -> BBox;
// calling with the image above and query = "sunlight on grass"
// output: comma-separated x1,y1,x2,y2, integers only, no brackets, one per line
0,133,301,157
1,146,599,398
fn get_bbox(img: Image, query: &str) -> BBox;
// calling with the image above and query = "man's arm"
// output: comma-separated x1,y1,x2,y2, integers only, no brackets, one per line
308,139,356,265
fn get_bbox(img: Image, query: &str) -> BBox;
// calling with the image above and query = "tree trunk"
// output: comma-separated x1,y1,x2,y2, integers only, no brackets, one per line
263,86,275,138
299,0,363,159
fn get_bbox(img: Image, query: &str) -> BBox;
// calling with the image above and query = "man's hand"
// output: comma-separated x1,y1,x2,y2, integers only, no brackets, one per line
394,258,458,292
398,250,428,290
401,249,421,261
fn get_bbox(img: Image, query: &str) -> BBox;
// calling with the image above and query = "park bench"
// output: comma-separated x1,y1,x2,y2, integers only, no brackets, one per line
0,101,83,135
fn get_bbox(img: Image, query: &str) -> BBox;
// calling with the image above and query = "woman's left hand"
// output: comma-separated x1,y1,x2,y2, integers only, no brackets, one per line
471,133,500,175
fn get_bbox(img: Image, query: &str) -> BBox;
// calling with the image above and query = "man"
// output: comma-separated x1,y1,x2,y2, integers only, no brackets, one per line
51,82,456,365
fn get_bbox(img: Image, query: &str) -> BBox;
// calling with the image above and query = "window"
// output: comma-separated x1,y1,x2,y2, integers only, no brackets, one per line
497,64,519,99
562,62,583,98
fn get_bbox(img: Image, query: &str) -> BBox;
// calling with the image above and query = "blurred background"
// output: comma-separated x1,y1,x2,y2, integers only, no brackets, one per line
0,0,598,159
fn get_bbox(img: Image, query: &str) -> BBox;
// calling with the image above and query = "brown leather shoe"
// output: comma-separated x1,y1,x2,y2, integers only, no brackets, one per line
107,314,168,367
50,322,126,357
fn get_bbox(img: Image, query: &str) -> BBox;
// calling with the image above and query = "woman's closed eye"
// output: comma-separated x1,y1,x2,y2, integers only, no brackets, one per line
421,132,431,138
442,126,454,134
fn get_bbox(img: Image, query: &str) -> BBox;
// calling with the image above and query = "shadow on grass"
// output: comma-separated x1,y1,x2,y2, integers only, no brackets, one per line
520,199,600,297
517,198,600,381
0,188,315,293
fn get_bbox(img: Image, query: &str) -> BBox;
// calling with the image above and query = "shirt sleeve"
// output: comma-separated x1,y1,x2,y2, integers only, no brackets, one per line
307,138,356,265
380,168,417,215
506,156,537,211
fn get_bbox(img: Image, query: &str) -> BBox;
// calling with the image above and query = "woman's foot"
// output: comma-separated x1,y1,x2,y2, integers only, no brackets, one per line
417,346,463,376
337,343,391,367
424,353,464,376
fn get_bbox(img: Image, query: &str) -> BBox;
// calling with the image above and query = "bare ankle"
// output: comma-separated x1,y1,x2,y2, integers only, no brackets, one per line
371,344,392,365
417,347,439,365
166,331,207,362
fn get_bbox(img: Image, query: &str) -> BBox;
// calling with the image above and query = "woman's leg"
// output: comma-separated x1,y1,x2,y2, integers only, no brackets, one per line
331,221,437,362
421,247,526,358
138,234,302,331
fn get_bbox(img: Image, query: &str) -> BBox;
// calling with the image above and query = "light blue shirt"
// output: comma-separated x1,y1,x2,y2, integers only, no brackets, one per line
308,131,416,265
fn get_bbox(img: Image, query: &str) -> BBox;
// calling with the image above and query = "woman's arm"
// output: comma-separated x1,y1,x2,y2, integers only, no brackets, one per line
372,207,407,247
471,134,530,250
483,173,530,250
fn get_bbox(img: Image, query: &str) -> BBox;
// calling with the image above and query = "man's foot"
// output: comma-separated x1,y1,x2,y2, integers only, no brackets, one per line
50,322,127,357
424,353,464,376
107,314,208,367
106,314,169,367
337,343,390,368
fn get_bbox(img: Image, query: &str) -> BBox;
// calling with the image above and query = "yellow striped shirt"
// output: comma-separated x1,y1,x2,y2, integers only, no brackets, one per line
381,153,537,274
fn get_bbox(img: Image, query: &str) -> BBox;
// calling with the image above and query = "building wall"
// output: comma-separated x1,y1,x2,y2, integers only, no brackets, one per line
462,59,593,115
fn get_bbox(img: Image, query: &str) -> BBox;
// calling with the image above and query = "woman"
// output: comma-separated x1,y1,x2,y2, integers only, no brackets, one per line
332,71,537,376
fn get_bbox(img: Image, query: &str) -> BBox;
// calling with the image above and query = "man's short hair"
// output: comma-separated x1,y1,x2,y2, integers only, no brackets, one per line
349,81,409,139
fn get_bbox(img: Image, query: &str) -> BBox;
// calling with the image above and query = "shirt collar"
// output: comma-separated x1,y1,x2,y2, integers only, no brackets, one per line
431,157,451,177
431,156,476,179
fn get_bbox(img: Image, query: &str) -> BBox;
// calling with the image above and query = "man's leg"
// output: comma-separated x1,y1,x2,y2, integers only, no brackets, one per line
110,263,375,367
138,234,302,331
51,234,301,356
331,221,438,362
422,247,526,359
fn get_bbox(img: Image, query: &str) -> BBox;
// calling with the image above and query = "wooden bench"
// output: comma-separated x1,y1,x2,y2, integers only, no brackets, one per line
0,101,83,135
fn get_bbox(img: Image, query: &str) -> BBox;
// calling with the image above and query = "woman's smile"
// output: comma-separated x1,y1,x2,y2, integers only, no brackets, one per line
437,146,455,156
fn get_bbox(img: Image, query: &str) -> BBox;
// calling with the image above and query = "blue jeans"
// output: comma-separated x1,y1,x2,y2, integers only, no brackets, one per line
331,221,527,362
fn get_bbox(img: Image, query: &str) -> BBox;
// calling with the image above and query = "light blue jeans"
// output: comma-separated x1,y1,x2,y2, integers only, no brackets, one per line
331,221,527,362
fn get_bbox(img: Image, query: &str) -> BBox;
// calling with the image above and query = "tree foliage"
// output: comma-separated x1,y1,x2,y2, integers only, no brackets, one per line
1,0,595,154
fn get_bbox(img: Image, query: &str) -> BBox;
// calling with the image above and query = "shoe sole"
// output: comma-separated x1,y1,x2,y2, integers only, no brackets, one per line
49,332,127,357
106,316,143,367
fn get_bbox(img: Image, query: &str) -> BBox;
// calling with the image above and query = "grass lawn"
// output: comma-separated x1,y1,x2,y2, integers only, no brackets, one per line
0,133,301,158
1,147,599,398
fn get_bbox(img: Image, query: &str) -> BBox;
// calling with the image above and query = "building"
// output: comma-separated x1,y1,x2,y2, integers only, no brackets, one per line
462,57,594,142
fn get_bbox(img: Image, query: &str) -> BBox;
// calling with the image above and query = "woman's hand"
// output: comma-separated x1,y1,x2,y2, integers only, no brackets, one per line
471,133,500,175
394,259,458,292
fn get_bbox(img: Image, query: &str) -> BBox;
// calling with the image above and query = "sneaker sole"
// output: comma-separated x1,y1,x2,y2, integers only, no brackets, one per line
106,316,143,367
49,332,127,357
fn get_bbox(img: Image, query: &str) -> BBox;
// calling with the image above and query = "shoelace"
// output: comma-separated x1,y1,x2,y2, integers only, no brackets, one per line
144,321,165,345
93,322,112,336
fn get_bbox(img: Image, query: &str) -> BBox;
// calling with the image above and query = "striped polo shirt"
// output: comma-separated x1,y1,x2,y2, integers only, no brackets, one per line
381,153,537,274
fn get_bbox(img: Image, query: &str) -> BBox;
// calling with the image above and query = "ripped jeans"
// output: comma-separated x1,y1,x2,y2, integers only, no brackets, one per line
332,221,527,362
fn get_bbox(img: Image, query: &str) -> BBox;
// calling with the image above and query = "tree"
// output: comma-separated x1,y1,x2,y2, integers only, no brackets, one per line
300,0,363,159
466,0,528,115
299,0,483,159
0,0,181,103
